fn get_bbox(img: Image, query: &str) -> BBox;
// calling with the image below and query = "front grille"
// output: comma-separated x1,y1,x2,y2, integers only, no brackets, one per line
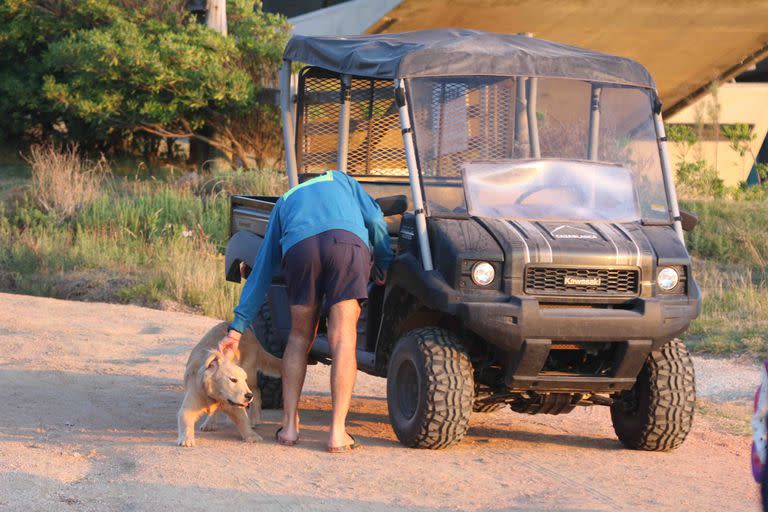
525,267,639,296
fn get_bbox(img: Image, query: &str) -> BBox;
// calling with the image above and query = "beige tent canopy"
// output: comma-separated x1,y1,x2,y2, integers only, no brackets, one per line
370,0,768,115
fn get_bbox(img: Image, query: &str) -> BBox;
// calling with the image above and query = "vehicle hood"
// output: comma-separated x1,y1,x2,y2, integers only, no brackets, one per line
478,219,657,297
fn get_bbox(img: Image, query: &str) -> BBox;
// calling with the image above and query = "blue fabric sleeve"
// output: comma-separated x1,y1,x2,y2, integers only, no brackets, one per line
344,173,395,270
229,204,282,333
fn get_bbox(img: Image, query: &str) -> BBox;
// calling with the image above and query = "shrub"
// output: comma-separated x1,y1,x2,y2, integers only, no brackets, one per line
24,144,107,220
0,0,289,165
682,198,768,268
675,160,725,199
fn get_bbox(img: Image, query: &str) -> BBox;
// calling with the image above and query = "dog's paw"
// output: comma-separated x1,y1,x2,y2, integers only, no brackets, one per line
177,436,195,447
243,432,263,443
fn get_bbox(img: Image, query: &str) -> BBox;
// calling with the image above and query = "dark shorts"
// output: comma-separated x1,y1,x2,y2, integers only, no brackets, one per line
282,229,372,307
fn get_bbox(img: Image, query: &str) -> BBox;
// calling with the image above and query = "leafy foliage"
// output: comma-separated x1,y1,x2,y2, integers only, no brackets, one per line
721,123,755,157
666,123,725,198
0,0,289,165
675,160,725,198
666,124,697,148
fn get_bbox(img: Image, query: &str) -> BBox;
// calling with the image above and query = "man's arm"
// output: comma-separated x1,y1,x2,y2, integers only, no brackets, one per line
228,203,282,335
345,174,395,272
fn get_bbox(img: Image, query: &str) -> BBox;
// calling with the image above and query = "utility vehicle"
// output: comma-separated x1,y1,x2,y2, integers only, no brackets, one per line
225,29,701,450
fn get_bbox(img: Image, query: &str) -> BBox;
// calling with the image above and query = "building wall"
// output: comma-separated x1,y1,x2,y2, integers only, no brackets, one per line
666,82,768,186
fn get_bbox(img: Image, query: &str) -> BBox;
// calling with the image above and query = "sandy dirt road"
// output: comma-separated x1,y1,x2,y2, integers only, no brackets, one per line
0,293,759,511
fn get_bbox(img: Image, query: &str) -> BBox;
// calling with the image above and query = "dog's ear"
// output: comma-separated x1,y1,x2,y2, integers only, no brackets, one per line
222,348,239,362
203,350,220,371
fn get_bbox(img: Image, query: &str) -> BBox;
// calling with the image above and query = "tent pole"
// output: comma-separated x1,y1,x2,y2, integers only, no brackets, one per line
394,78,433,271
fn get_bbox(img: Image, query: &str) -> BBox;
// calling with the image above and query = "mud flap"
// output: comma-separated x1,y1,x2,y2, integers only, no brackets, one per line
224,231,264,283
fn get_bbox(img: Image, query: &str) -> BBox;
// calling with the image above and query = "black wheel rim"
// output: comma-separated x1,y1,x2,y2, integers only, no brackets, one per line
395,358,419,420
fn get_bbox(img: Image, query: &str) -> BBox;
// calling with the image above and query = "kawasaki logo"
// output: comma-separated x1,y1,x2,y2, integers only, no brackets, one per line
551,225,598,240
564,276,601,287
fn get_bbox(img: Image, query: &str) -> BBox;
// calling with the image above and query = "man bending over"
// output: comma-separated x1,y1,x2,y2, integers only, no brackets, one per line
220,170,393,452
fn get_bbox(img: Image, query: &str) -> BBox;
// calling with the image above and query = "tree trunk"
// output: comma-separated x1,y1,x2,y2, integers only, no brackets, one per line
188,0,228,168
206,0,227,36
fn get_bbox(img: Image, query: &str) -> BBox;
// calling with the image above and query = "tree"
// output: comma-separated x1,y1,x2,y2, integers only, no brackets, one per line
723,123,761,186
207,0,228,36
0,0,290,166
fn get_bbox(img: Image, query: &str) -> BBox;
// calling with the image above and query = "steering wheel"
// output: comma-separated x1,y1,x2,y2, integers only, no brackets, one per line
513,184,587,206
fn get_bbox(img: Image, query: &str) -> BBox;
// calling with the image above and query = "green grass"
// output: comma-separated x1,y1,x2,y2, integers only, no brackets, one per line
677,198,768,357
684,259,768,357
1,162,767,357
682,198,768,268
0,167,284,319
0,154,32,202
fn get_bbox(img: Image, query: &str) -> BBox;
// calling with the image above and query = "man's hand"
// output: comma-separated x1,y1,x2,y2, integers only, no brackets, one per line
218,329,242,354
374,268,387,286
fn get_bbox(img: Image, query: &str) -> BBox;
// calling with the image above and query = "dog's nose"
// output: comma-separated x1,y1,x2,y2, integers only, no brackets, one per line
245,393,253,401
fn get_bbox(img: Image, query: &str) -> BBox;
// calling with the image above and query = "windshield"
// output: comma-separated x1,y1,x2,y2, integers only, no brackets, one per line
408,76,670,223
464,160,639,222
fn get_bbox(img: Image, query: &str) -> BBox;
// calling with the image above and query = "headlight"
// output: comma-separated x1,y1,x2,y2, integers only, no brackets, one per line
471,261,495,286
656,267,679,291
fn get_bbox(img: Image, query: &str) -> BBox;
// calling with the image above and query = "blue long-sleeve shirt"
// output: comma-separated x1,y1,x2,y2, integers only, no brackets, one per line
229,170,394,333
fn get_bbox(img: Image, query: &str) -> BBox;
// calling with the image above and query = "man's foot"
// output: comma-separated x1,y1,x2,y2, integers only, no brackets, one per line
275,426,299,446
327,433,361,453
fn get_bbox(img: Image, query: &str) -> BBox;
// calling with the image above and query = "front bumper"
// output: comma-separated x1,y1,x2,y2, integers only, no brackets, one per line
458,281,701,392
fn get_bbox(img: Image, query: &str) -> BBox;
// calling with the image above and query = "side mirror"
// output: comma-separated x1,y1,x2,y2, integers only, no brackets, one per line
376,194,408,217
679,209,698,232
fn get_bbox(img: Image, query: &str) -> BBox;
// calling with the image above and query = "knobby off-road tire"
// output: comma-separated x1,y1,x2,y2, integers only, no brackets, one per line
610,339,695,451
386,327,474,449
253,302,283,409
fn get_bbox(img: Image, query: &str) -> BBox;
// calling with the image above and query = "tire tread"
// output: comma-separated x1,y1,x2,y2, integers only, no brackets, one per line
612,339,695,451
391,327,474,449
254,303,283,410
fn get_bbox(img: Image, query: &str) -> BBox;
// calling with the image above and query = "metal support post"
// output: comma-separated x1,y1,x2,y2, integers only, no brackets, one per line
527,78,540,159
280,60,298,188
394,79,434,271
654,111,685,241
587,85,602,161
514,77,527,156
337,74,352,173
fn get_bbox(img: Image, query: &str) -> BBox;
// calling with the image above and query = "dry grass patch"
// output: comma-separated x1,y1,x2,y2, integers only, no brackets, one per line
25,144,108,220
685,259,768,357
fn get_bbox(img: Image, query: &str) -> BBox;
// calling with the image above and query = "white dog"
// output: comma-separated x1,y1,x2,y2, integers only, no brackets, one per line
177,322,281,447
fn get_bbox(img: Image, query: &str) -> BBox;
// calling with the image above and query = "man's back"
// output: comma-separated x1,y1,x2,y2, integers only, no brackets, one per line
228,170,393,334
277,170,373,257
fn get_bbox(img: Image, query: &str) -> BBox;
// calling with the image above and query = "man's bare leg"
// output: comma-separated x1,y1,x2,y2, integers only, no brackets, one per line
278,304,318,444
326,299,361,449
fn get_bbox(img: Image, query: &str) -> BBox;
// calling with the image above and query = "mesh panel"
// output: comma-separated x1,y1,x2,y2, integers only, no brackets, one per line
412,77,522,177
298,68,407,176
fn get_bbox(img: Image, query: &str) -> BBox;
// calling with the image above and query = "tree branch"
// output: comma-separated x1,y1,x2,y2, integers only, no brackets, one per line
137,123,235,164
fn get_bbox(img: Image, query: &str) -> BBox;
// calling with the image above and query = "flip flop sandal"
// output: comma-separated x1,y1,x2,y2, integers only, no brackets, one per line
275,427,299,446
327,435,362,454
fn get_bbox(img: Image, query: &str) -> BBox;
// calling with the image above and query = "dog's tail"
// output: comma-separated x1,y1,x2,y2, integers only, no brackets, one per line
259,350,282,378
243,328,282,378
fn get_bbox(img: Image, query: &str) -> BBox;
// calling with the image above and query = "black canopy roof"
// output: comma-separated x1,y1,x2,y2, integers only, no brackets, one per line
283,29,655,89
